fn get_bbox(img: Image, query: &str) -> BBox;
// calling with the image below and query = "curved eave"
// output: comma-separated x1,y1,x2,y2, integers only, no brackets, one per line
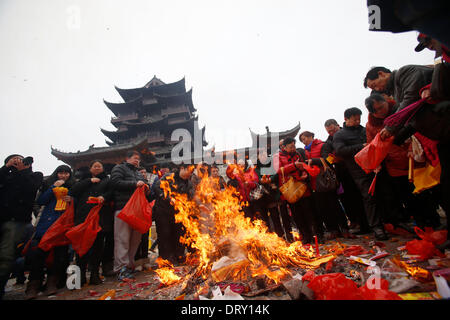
146,77,186,96
51,137,149,159
122,116,165,127
103,96,142,116
114,86,143,102
250,121,301,141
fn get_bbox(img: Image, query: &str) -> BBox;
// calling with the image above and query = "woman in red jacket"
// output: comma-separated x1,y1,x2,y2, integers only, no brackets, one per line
272,137,315,244
226,159,259,220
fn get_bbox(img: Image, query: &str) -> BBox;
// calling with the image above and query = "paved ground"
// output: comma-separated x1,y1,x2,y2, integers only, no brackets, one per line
3,223,448,300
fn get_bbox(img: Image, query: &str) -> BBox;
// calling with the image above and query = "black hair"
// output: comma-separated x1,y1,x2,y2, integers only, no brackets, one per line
344,107,362,119
282,137,296,146
365,94,386,113
363,66,391,88
126,150,141,159
42,165,75,192
89,159,104,168
299,131,314,140
324,119,338,127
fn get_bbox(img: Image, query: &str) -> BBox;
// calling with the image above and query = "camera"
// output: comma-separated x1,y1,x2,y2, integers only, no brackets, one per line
21,156,34,166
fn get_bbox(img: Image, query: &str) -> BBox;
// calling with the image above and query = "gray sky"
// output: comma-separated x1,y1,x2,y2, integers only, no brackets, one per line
0,0,435,175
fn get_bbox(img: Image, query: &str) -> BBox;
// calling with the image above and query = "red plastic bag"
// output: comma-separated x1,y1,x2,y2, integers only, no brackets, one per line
66,202,103,257
117,186,153,234
38,201,75,252
384,223,412,236
307,273,363,300
414,227,447,246
359,278,402,300
405,239,444,260
355,133,394,174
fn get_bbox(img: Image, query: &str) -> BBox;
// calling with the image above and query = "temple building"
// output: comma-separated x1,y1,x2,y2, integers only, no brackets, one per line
51,76,207,174
51,75,301,175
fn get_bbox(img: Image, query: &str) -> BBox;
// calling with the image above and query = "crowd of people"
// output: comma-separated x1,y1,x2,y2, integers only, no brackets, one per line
0,34,448,300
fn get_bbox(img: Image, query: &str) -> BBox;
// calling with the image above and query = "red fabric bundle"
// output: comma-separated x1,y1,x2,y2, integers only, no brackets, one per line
413,132,440,167
307,273,363,300
355,133,394,174
38,201,75,252
405,239,444,260
359,278,402,300
117,186,153,234
414,227,448,246
66,201,103,257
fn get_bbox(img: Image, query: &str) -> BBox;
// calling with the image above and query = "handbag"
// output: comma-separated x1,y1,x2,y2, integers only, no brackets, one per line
249,184,269,201
279,167,307,204
315,158,339,193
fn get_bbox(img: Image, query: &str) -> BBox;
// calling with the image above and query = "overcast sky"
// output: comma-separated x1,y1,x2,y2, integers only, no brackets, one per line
0,0,435,175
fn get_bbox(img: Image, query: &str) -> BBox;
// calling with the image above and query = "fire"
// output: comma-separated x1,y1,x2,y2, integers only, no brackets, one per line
154,257,182,285
156,167,335,287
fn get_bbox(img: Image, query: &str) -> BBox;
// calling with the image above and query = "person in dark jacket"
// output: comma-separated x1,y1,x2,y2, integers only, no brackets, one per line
322,119,368,234
0,154,42,300
69,160,113,285
26,164,75,299
110,151,149,281
332,108,388,241
299,131,350,240
152,164,194,265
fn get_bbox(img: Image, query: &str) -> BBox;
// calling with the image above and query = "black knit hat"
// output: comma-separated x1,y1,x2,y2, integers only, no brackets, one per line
4,154,23,165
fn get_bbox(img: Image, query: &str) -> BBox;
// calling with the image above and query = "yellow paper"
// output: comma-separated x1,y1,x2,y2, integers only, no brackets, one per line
412,162,441,194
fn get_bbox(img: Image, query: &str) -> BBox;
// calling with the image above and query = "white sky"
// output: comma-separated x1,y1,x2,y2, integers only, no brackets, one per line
0,0,435,175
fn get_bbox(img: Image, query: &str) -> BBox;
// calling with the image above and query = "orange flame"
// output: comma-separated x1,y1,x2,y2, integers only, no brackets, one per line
156,169,335,285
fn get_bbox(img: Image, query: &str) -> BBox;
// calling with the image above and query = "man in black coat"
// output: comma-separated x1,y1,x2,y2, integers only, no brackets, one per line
332,108,388,241
322,119,368,233
109,151,148,280
0,154,42,299
363,64,434,140
152,164,194,265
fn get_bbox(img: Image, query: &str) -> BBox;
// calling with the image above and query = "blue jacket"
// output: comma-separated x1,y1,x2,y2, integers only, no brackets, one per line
35,186,67,239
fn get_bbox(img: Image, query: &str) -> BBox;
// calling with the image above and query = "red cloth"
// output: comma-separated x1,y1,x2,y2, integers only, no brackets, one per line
273,151,311,199
413,132,440,166
366,105,410,177
226,165,258,202
305,139,324,159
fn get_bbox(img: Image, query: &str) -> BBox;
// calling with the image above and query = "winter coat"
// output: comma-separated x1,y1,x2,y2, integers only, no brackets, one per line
152,171,194,219
366,104,410,177
272,149,311,199
305,139,325,159
226,166,258,203
110,162,146,211
69,172,114,232
332,123,369,179
385,64,434,127
0,166,43,223
35,183,71,239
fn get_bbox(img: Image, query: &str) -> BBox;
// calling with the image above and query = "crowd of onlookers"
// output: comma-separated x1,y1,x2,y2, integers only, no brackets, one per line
0,33,449,300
